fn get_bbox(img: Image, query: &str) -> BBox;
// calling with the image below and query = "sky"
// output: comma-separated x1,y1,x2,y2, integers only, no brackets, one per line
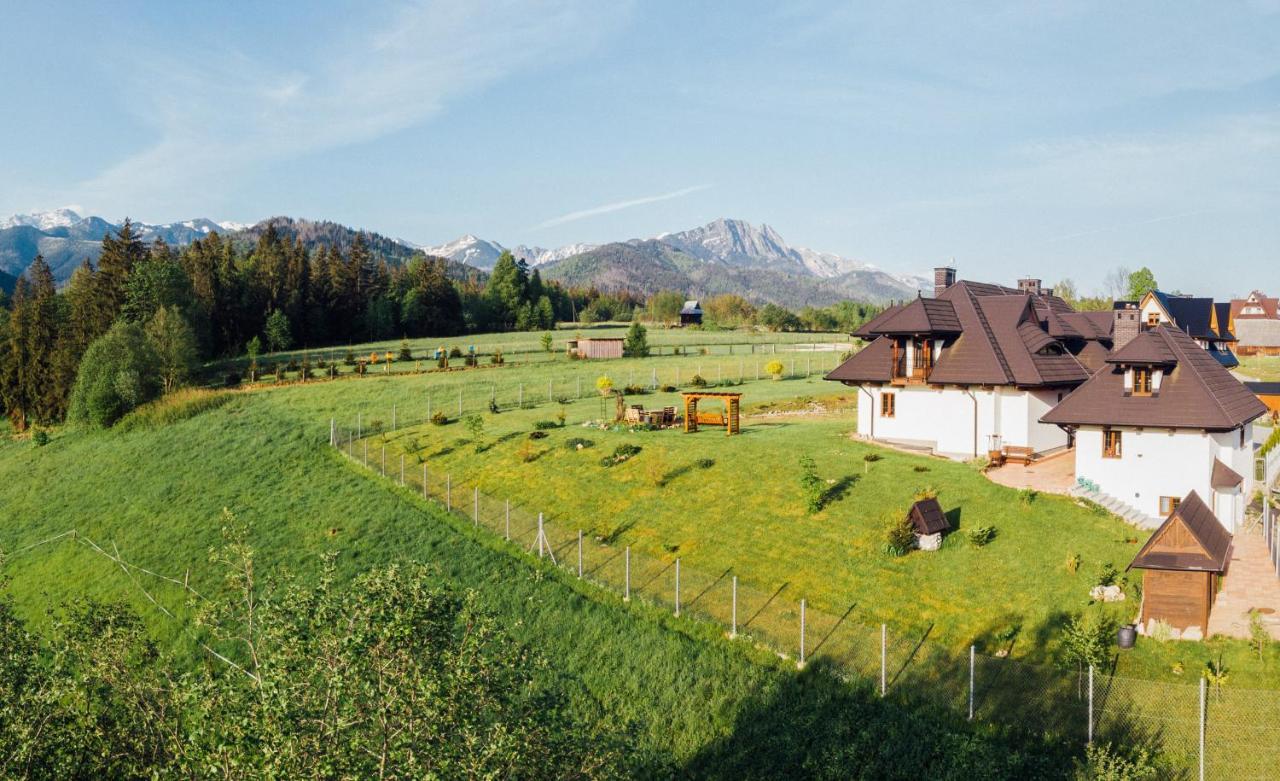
1,0,1278,297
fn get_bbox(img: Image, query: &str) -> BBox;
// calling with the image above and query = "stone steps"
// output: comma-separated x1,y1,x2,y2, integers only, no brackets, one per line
1068,484,1161,528
1207,528,1280,640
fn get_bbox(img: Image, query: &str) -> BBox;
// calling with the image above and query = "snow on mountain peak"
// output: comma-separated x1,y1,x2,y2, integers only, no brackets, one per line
0,207,85,231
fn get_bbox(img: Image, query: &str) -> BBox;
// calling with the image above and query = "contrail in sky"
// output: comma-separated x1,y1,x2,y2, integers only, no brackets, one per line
1045,209,1218,243
533,184,712,229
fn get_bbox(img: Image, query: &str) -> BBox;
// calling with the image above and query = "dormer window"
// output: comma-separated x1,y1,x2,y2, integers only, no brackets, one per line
1037,343,1064,356
1133,367,1153,396
1146,312,1161,328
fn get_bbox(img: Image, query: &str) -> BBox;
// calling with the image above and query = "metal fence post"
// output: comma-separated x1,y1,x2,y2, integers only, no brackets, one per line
731,575,737,637
329,418,335,446
624,546,631,600
1199,676,1206,781
968,645,975,720
880,624,887,697
1087,664,1094,744
577,530,583,577
799,599,806,667
473,487,479,525
674,558,681,616
505,499,510,540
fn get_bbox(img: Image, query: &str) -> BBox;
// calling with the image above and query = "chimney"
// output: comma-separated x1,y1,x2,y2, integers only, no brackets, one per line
1018,278,1042,296
934,265,956,298
1113,303,1140,349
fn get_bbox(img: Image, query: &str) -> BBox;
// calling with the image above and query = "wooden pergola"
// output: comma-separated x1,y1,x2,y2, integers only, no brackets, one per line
681,391,742,435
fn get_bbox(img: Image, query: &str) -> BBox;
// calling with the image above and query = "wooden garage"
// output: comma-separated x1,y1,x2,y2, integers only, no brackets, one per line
1128,491,1231,635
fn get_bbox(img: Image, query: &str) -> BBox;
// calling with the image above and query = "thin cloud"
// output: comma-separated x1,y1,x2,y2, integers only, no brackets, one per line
73,1,632,217
533,184,712,229
1044,209,1219,243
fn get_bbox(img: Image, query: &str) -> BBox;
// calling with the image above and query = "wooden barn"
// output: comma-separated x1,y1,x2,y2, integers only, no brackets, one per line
567,338,624,360
680,300,703,326
1128,491,1231,636
907,496,950,551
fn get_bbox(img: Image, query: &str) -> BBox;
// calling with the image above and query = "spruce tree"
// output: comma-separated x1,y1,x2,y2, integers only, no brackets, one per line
96,219,146,325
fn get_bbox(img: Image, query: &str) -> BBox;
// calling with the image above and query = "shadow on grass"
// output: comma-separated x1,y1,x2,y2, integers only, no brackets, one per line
809,603,858,657
688,568,732,609
742,582,790,631
600,520,635,546
818,475,858,508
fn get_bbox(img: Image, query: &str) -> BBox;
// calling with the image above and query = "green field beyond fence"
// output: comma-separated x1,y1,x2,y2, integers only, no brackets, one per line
338,415,1280,780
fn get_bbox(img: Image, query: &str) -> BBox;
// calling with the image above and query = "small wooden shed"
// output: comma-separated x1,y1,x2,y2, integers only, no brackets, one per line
680,300,703,326
1128,491,1231,636
908,496,950,551
567,338,624,360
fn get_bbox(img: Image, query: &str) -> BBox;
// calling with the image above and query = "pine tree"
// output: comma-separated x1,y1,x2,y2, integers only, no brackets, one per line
0,257,64,429
96,219,146,325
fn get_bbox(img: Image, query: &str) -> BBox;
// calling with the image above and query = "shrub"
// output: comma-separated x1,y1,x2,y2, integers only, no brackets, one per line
596,375,614,395
564,437,594,450
623,384,646,395
287,357,300,373
274,364,285,382
533,420,560,430
437,354,448,369
765,360,785,379
689,374,708,388
1095,561,1119,587
600,443,642,467
623,321,649,357
1072,743,1162,781
660,384,677,393
491,349,504,365
799,455,824,514
883,513,915,557
1018,488,1039,506
355,361,367,376
430,411,449,426
1066,553,1082,573
488,398,500,414
449,346,463,359
344,349,356,365
967,526,997,547
912,465,929,473
517,441,539,462
529,431,548,440
694,458,714,469
32,429,49,447
465,355,477,367
67,321,161,428
540,332,553,352
556,408,566,427
399,340,412,361
225,371,241,387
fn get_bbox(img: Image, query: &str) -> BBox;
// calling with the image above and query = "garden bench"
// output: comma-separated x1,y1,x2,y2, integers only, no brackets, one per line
1002,445,1036,465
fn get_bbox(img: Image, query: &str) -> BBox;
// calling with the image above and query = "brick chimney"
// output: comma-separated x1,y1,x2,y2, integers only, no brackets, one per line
1113,303,1140,349
1018,278,1042,296
934,266,956,298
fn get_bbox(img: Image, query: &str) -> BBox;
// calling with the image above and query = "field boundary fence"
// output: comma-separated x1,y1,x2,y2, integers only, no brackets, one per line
332,417,1280,780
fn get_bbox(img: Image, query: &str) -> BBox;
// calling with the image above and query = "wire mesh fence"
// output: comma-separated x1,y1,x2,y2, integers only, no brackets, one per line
333,422,1280,780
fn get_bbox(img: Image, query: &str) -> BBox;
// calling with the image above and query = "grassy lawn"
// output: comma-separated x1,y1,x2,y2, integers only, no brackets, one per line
1237,354,1280,381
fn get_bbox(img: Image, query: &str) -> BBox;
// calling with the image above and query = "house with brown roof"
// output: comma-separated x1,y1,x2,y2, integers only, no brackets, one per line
1229,290,1280,356
826,267,1108,459
1136,290,1237,368
1043,325,1267,530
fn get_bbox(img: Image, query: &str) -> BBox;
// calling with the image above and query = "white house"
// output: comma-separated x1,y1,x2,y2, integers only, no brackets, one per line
827,268,1110,460
1042,325,1266,531
1134,290,1237,368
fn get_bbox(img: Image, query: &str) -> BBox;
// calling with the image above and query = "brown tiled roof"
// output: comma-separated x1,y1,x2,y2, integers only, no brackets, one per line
1230,293,1279,321
825,335,893,383
1063,311,1114,340
1105,332,1178,365
1211,458,1243,490
1129,492,1231,572
827,279,1090,389
1042,326,1268,430
1074,340,1111,374
853,304,904,339
868,298,962,334
908,497,950,535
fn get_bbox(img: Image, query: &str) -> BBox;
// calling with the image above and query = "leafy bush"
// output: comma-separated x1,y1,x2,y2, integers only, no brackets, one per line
564,437,594,450
660,384,677,393
600,443,642,467
430,411,449,426
694,458,715,469
799,456,824,514
449,346,463,359
765,360,785,379
596,375,614,395
533,420,560,430
966,526,997,547
529,431,548,440
1072,743,1162,781
287,358,300,373
67,321,162,428
488,398,500,414
344,349,356,365
689,374,708,388
490,349,504,365
1095,561,1119,587
398,340,412,361
623,321,649,357
623,384,646,395
883,513,915,557
32,429,49,447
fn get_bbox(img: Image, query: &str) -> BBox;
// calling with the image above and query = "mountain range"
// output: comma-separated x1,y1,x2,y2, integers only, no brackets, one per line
0,209,927,307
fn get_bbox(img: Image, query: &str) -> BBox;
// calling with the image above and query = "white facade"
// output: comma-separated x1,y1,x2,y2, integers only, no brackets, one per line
856,384,1070,460
1073,424,1254,531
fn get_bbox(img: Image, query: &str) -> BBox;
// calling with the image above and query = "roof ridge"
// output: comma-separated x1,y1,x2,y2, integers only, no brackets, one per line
965,285,1013,383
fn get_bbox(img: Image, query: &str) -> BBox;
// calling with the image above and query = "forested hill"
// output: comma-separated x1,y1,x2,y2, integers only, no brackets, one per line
0,269,15,294
230,217,481,283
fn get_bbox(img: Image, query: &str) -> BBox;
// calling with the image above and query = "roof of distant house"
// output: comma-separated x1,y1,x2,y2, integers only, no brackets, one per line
1245,381,1280,396
1129,492,1232,572
1042,326,1267,430
1230,291,1280,321
681,300,702,315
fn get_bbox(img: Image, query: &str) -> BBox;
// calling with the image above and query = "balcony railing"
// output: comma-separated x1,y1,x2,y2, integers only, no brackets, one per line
891,348,931,383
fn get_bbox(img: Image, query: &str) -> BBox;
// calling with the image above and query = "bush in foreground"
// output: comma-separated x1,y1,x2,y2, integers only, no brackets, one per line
67,321,161,428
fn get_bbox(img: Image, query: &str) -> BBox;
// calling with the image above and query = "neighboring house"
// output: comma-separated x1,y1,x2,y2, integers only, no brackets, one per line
1244,381,1280,420
826,267,1107,459
1042,325,1267,531
679,300,703,326
1230,290,1279,321
1229,292,1280,356
1135,290,1238,368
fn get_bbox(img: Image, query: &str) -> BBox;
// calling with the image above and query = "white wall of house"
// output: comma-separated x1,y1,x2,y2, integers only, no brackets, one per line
855,384,1069,459
1074,425,1253,530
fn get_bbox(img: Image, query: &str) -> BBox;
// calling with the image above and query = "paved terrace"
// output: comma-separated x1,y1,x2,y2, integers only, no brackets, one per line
984,449,1077,494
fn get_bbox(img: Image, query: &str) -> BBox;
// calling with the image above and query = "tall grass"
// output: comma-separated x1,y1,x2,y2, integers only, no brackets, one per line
115,388,234,432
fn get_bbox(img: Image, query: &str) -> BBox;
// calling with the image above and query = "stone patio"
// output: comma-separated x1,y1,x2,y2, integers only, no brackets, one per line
984,449,1077,494
1207,525,1280,640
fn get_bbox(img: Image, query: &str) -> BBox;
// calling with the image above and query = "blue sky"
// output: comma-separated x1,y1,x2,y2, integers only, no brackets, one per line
2,1,1278,297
